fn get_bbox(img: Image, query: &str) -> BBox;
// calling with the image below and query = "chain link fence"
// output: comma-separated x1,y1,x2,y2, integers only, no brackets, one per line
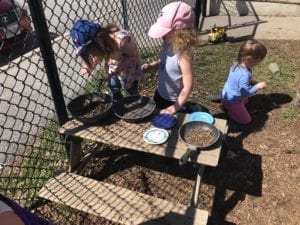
0,0,198,208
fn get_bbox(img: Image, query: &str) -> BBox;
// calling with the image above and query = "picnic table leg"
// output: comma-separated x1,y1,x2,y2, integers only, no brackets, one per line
69,136,82,173
190,165,205,207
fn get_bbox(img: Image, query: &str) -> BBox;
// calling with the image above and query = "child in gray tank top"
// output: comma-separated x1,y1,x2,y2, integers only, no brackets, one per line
142,1,199,114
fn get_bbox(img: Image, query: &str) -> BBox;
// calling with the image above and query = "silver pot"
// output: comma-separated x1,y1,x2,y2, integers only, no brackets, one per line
178,121,221,165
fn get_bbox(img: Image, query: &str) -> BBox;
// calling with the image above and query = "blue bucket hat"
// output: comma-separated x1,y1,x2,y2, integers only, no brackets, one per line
71,19,102,55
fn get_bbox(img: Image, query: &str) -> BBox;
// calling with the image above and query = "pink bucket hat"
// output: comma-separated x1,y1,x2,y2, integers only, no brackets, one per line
148,1,195,39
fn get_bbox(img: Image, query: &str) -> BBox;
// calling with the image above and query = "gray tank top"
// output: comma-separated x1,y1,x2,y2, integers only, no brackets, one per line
157,43,182,102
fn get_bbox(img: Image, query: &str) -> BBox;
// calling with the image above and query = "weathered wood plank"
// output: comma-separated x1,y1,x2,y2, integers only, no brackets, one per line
59,114,228,167
39,172,208,225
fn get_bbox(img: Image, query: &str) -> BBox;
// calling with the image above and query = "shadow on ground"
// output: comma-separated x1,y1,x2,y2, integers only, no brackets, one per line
205,92,292,224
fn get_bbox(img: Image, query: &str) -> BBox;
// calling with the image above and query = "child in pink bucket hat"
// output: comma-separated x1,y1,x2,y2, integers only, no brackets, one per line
147,1,195,38
142,1,199,114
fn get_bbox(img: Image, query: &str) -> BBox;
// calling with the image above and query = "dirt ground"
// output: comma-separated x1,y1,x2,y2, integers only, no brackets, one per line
35,40,299,225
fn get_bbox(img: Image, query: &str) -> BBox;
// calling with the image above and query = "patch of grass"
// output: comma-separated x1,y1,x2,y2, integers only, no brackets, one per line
192,42,237,103
0,119,67,205
254,41,297,93
280,105,299,120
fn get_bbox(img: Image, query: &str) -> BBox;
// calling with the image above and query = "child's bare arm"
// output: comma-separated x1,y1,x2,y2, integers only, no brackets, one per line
176,54,193,109
141,60,160,72
160,54,193,114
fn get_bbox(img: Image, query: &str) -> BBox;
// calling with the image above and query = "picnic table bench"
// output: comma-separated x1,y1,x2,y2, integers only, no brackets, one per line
38,112,228,225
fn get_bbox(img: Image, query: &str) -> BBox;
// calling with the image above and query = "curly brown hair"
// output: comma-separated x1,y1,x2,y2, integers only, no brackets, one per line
165,28,199,56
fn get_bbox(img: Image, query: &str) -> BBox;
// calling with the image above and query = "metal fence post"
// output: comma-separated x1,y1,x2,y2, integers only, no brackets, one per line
27,0,68,127
195,0,207,29
121,0,129,30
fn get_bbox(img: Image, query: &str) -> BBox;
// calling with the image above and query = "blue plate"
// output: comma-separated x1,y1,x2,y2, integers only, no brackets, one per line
188,112,214,124
151,114,177,129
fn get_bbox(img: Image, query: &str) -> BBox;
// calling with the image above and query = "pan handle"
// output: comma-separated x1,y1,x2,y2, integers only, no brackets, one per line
179,148,194,166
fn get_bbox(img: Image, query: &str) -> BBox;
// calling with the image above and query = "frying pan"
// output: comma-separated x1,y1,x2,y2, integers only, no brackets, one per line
67,92,113,124
178,121,220,165
113,95,156,123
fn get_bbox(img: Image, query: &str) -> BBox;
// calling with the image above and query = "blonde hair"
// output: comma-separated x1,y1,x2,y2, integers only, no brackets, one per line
166,28,198,56
237,40,267,64
81,24,119,68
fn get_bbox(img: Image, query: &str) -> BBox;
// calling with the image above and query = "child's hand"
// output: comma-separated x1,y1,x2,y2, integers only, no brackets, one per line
256,81,267,90
81,64,91,75
160,105,177,115
141,60,159,73
141,63,151,73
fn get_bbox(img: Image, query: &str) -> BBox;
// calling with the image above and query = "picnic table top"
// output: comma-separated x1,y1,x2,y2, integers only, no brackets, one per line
59,113,228,167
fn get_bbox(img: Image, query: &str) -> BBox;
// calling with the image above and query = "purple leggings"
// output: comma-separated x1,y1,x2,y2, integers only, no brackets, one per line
222,97,251,124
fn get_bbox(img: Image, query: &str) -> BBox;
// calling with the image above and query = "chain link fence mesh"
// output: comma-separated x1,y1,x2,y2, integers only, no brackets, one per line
1,0,198,208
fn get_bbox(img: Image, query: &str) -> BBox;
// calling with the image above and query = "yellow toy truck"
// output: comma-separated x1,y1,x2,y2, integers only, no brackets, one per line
208,26,227,44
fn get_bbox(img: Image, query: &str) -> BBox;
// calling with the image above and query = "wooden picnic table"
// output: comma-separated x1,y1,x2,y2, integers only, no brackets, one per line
39,112,228,225
59,112,227,206
59,112,228,171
